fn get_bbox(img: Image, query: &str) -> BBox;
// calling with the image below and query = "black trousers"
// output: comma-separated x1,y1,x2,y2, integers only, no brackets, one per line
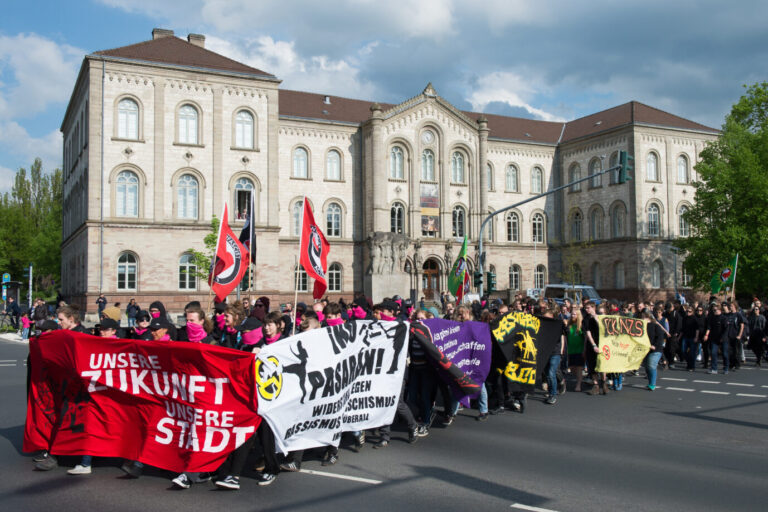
380,377,417,441
257,422,280,473
216,435,256,478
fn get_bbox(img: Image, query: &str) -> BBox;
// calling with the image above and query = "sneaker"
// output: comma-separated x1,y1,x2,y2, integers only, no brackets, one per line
372,439,389,449
408,427,419,444
417,424,429,437
279,461,300,472
489,406,504,415
33,451,50,463
476,412,489,422
321,452,339,466
172,473,191,489
647,385,656,391
442,414,455,426
67,464,92,475
34,455,58,471
511,401,521,412
708,369,717,374
558,379,567,395
215,475,240,490
723,370,729,375
544,396,556,405
256,472,277,486
120,461,142,479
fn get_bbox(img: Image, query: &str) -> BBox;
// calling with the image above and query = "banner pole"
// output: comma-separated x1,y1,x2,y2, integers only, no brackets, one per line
249,191,255,294
209,203,227,309
292,198,307,336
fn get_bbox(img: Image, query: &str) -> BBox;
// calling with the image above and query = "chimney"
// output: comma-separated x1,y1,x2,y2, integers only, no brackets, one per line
187,34,206,48
152,28,174,40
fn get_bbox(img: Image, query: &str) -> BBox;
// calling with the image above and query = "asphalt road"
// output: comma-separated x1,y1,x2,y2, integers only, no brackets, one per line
1,336,767,512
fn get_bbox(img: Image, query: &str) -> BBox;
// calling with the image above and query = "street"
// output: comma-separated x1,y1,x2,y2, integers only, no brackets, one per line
1,336,767,512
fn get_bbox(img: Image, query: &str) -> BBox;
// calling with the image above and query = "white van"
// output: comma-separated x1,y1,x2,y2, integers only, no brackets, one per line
542,284,603,306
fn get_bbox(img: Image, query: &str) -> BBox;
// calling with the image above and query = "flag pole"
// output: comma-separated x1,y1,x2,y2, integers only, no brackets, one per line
208,203,227,310
730,253,739,303
292,198,307,336
249,191,255,296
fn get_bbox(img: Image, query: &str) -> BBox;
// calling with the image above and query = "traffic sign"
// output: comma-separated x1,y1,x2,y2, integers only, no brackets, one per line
2,273,9,283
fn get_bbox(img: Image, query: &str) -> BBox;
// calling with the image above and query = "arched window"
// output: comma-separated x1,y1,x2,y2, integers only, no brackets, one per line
677,155,689,183
390,146,404,179
452,206,466,238
451,152,465,183
589,208,602,240
391,202,405,234
421,149,435,181
116,170,139,217
509,265,521,291
532,213,545,244
177,174,199,219
178,104,199,144
592,262,601,289
531,167,543,194
326,202,342,237
326,150,341,180
615,262,625,289
569,163,581,192
487,210,495,242
234,177,254,220
648,203,661,237
651,260,663,288
506,212,520,242
117,98,139,139
571,211,583,242
328,263,342,292
646,152,659,181
486,163,493,191
234,110,254,149
294,265,308,292
117,252,137,290
178,253,197,290
609,151,619,184
611,203,626,238
293,147,308,178
506,164,519,192
679,205,690,237
589,158,602,188
292,200,303,236
535,264,546,289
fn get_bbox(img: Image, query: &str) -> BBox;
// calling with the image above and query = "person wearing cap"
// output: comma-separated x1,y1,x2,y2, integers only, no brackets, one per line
37,320,59,333
149,316,173,341
148,301,177,339
128,310,153,340
99,318,120,338
239,317,264,351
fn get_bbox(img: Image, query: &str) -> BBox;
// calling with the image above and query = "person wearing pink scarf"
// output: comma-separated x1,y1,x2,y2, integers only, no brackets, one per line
129,310,153,340
183,304,214,344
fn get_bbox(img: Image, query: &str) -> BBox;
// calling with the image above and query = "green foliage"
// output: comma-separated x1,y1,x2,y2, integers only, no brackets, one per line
186,216,220,280
0,158,62,302
676,82,768,295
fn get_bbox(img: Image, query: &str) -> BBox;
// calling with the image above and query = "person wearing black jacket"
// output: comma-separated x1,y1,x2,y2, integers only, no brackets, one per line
4,297,20,329
680,305,700,372
125,299,140,328
128,310,153,340
665,302,684,368
747,305,767,366
694,305,708,368
704,303,727,374
643,310,665,390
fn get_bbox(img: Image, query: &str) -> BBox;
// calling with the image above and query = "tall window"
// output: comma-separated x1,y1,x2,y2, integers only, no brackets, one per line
293,147,308,178
589,158,602,188
679,205,690,237
571,211,582,242
235,178,254,220
421,150,435,181
531,167,543,194
178,253,197,290
116,170,139,217
452,206,466,238
486,163,493,191
117,252,137,290
682,264,692,287
609,151,619,184
589,208,602,240
451,152,465,183
615,262,625,289
177,174,199,219
535,264,546,289
509,265,521,291
648,203,661,237
117,98,139,139
390,146,404,179
292,200,304,236
646,152,659,181
294,265,308,292
326,202,342,237
677,155,689,183
592,262,601,289
569,163,581,191
611,203,626,238
506,212,520,242
391,202,405,234
326,150,341,180
532,213,545,244
234,110,254,148
651,261,662,288
573,264,583,284
506,164,519,192
328,263,342,292
178,104,198,144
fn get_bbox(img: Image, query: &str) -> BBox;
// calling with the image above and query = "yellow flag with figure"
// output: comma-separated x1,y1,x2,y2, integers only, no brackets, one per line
595,315,651,373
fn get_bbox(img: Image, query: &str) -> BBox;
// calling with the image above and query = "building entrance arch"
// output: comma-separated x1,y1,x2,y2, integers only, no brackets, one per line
422,258,440,300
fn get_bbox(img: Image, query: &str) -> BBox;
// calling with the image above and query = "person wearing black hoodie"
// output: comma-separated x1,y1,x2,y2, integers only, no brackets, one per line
128,310,153,340
148,301,177,340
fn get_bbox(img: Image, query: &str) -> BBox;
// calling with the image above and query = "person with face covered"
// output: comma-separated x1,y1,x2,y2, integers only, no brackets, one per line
128,310,153,340
148,301,177,340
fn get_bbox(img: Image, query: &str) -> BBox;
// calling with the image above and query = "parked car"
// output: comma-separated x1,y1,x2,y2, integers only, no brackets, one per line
542,284,603,306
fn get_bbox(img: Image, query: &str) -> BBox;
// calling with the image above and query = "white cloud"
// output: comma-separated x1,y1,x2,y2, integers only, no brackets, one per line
467,71,566,122
0,121,62,170
0,165,16,193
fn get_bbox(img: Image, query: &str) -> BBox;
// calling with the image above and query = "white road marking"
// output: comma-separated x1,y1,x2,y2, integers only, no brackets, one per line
726,382,754,387
0,363,16,367
693,380,720,384
299,469,381,485
0,360,17,362
701,390,730,395
736,393,767,398
661,377,687,382
511,504,560,512
665,387,694,392
761,385,768,389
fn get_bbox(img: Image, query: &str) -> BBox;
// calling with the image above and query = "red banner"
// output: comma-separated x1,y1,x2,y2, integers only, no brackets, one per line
209,203,250,302
24,331,261,473
299,199,330,299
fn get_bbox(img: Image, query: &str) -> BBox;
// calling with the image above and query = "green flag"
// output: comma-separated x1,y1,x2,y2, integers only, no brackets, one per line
710,255,738,294
448,236,469,301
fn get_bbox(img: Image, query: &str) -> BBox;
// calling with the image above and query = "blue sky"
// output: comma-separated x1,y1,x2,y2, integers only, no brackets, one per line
1,0,766,191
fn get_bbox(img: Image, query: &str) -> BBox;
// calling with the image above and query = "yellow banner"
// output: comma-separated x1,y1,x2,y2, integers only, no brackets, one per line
595,315,651,373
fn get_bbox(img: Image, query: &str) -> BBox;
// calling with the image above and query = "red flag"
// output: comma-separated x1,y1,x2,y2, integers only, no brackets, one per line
209,204,249,302
299,199,330,299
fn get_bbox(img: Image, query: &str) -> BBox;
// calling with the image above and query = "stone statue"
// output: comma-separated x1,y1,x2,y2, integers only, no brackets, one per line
367,232,411,275
413,240,423,270
444,240,453,267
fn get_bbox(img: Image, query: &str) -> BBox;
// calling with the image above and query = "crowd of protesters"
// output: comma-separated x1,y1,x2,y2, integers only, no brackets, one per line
24,289,767,490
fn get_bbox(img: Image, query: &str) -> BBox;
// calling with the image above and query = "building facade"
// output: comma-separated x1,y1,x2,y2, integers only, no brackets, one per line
61,29,719,314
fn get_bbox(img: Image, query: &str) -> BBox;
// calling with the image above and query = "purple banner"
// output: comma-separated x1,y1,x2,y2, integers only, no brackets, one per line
422,319,492,407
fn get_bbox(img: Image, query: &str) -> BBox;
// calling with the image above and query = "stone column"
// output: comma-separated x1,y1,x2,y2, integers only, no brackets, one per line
370,104,387,232
664,138,674,239
153,78,165,221
266,89,280,226
212,86,223,219
477,116,489,239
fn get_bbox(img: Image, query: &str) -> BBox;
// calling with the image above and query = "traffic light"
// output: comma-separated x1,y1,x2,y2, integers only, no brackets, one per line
619,150,634,183
473,271,484,289
486,271,497,293
22,266,30,279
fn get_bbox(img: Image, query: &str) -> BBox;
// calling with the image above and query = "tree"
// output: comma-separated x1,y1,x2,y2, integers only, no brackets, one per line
185,215,219,280
676,82,768,296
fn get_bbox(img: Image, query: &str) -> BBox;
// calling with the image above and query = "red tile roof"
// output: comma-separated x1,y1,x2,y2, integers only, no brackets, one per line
93,36,275,78
279,90,392,124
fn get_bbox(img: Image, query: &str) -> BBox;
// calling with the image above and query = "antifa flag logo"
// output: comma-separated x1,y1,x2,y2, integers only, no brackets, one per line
214,234,243,286
307,226,325,279
720,267,732,282
255,356,283,401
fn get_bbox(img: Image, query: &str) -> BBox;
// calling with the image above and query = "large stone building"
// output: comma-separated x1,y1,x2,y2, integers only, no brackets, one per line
61,29,719,314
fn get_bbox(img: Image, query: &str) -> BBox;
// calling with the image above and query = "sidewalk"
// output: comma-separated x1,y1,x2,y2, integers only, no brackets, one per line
0,332,27,344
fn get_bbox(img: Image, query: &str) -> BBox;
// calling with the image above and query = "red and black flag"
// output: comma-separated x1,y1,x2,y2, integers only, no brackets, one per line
209,203,249,302
298,199,330,299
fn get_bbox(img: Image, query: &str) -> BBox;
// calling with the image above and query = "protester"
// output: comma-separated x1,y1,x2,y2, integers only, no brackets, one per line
643,310,665,390
126,298,140,328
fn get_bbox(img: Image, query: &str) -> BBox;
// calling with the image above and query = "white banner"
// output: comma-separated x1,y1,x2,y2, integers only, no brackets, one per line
255,320,409,453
